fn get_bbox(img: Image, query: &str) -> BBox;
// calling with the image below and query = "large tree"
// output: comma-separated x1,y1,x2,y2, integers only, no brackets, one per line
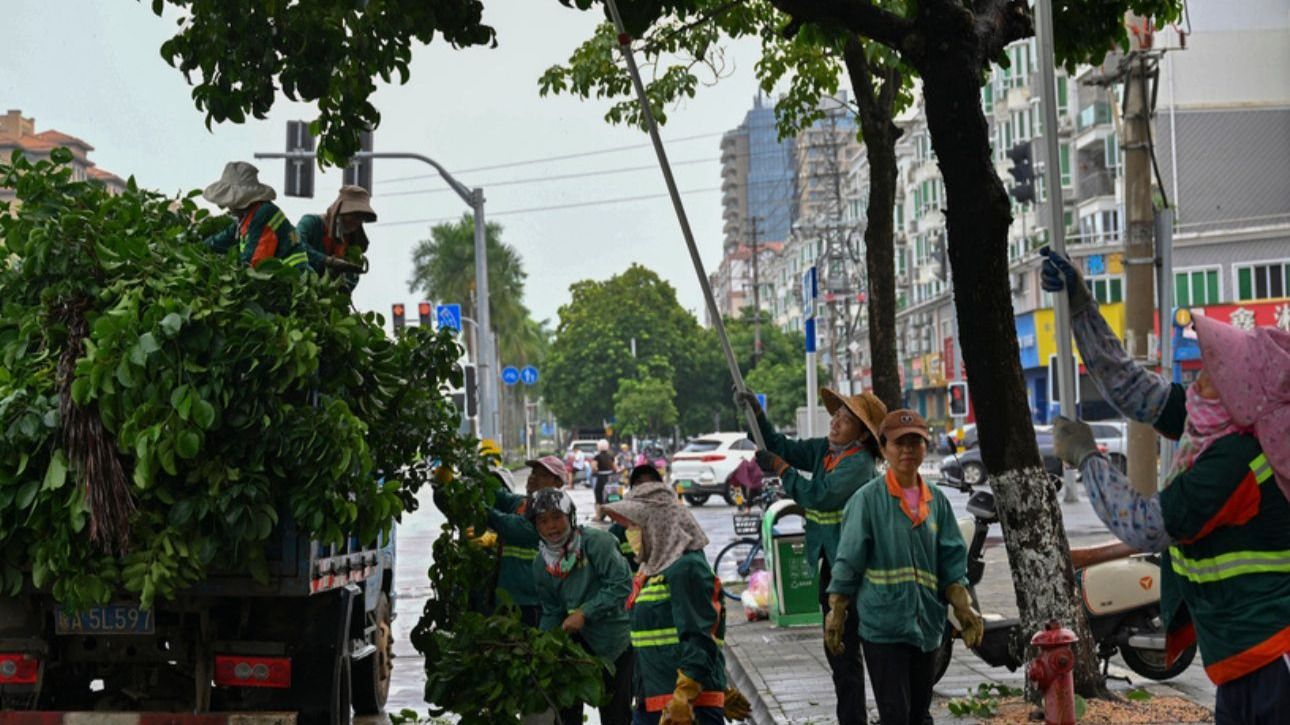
540,1,910,410
554,0,1181,694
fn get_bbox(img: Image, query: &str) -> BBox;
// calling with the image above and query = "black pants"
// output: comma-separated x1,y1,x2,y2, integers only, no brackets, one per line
1216,654,1290,725
594,474,612,505
519,604,541,628
861,639,938,725
558,645,633,725
819,559,867,724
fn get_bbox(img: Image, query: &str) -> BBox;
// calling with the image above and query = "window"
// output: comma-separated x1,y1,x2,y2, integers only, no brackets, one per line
1086,275,1124,304
1105,135,1120,172
1059,144,1072,188
983,82,994,114
681,440,721,453
1174,268,1221,306
1235,262,1290,301
730,439,757,451
1056,76,1068,115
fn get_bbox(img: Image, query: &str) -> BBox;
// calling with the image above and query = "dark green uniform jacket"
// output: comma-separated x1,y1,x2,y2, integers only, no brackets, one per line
828,470,968,652
533,526,632,665
1152,385,1290,685
204,202,308,269
629,551,727,712
754,415,879,566
608,522,640,572
296,213,365,290
487,488,540,608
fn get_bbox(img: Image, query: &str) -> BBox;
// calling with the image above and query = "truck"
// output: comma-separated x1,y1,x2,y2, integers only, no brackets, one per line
0,519,396,724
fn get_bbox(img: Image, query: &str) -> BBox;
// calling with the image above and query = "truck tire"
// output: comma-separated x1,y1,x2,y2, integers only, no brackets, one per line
352,591,393,714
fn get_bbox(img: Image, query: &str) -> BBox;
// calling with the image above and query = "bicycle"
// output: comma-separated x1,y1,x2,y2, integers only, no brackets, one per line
711,479,783,602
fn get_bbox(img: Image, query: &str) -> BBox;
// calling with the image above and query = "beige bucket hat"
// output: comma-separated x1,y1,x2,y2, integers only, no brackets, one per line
330,185,377,222
820,388,888,441
202,161,277,210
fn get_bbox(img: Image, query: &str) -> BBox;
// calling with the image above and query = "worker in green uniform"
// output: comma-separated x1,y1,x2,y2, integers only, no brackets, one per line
485,453,569,627
603,479,751,725
201,161,308,270
296,185,373,291
529,488,634,725
737,387,886,725
826,410,982,725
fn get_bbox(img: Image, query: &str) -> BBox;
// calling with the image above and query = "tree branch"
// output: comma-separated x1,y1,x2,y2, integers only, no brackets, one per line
843,36,880,117
770,0,913,52
974,0,1033,62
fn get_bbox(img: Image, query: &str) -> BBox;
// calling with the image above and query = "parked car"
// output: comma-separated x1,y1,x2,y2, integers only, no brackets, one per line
940,431,1064,485
669,432,757,506
936,423,978,454
1087,420,1128,473
564,439,601,486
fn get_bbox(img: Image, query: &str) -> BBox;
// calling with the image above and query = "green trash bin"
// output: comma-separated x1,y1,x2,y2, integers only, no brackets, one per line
762,499,821,628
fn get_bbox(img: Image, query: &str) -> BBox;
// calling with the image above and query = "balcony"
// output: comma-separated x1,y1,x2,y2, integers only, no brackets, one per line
1077,168,1116,200
1076,102,1111,132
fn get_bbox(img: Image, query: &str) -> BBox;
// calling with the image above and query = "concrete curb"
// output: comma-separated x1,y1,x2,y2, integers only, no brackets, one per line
725,634,781,725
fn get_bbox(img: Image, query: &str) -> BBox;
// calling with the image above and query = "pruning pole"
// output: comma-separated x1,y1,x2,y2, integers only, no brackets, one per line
603,0,765,449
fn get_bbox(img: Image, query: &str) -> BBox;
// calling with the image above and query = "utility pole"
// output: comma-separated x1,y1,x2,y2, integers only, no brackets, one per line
750,217,762,365
1122,20,1159,496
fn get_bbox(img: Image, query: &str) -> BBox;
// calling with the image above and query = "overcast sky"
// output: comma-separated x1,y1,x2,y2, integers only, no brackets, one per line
2,0,770,333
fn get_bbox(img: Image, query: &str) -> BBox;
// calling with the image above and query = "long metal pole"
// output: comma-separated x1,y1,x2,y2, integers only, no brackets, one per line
603,0,765,448
1156,208,1175,489
1034,0,1079,501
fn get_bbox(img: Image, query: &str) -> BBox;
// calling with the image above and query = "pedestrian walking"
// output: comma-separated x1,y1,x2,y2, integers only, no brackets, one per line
1043,248,1290,724
296,185,374,291
529,488,634,725
736,387,886,724
201,161,308,270
602,480,751,725
826,410,982,725
593,438,618,521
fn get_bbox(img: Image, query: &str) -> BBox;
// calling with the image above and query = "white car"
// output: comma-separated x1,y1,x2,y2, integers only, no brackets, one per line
669,432,758,506
1087,420,1128,472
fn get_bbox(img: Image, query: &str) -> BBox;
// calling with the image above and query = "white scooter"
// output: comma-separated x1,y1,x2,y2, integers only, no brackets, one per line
931,438,1196,683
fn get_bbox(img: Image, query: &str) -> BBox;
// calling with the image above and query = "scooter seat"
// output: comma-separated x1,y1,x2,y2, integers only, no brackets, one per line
1069,540,1139,570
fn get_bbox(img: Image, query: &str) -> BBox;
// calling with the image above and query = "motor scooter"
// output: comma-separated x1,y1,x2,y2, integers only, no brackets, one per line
931,437,1196,683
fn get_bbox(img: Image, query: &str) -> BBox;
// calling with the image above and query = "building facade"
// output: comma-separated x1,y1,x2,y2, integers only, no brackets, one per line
0,109,125,203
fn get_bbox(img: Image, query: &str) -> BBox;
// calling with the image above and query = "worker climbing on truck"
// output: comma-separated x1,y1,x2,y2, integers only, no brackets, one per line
297,184,373,291
201,161,309,270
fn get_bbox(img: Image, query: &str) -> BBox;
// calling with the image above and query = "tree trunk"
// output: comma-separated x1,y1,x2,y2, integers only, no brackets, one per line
843,40,904,411
915,12,1105,696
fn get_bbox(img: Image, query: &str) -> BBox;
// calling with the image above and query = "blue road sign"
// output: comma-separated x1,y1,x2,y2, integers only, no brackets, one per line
802,267,818,320
436,304,462,332
501,366,521,386
756,393,767,411
540,422,554,437
804,318,817,354
520,365,540,386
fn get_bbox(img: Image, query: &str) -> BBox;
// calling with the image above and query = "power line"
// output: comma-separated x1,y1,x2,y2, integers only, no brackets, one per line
381,156,720,198
381,131,725,184
376,187,722,227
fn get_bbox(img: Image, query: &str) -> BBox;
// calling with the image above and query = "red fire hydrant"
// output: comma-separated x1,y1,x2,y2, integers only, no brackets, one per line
1028,619,1079,725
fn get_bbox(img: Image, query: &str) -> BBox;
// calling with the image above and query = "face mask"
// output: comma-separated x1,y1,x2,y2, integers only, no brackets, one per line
625,528,643,556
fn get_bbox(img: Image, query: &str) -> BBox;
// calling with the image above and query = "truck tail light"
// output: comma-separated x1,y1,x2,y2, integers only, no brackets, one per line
699,454,726,462
214,655,291,689
0,653,39,684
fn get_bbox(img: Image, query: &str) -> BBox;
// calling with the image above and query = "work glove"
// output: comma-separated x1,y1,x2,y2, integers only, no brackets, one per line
1039,247,1093,314
467,529,498,549
660,670,702,724
754,449,788,477
1053,416,1100,468
823,593,850,656
724,686,752,721
732,388,765,420
946,583,984,648
323,255,365,274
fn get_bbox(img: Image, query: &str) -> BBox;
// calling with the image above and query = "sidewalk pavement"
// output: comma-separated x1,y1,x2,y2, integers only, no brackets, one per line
722,495,1218,724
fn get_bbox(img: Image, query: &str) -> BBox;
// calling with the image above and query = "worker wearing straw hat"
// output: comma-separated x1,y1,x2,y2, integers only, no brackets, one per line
297,185,375,292
201,161,308,270
736,387,887,724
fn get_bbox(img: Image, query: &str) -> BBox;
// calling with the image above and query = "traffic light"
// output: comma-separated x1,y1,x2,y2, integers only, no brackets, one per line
284,120,315,198
948,381,969,417
343,130,374,193
418,302,432,327
391,303,406,335
463,364,478,418
1006,143,1035,204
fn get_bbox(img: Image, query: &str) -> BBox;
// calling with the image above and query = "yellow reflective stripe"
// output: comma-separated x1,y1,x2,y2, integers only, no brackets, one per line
1251,454,1273,485
619,542,635,554
631,627,680,647
1169,546,1290,584
283,252,308,268
805,509,844,525
635,584,670,602
865,567,938,591
501,547,537,561
267,211,286,230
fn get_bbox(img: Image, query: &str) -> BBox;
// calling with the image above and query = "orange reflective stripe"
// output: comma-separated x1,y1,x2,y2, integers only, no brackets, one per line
1183,471,1261,545
250,225,278,267
1204,623,1290,685
1165,620,1195,668
823,445,861,472
644,690,726,712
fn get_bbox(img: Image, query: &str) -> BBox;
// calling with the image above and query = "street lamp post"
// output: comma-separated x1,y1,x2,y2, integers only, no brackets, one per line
253,150,498,441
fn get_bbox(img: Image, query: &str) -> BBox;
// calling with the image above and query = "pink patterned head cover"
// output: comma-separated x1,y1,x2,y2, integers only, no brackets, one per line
1194,314,1290,499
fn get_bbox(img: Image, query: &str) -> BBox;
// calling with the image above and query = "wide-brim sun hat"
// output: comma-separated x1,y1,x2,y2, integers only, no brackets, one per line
332,185,377,222
820,388,888,441
202,161,276,210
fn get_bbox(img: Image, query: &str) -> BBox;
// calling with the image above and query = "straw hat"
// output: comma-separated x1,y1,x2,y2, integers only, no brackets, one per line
202,161,276,210
820,388,888,441
330,185,377,222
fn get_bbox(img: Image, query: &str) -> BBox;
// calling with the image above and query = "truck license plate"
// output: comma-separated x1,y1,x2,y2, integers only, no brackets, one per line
55,605,154,635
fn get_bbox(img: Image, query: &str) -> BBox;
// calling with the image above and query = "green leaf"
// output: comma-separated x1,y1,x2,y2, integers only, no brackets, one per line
193,399,216,430
139,332,161,354
70,377,92,405
1126,688,1153,702
43,449,69,491
16,480,39,509
176,430,201,459
1075,694,1088,719
160,312,183,338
